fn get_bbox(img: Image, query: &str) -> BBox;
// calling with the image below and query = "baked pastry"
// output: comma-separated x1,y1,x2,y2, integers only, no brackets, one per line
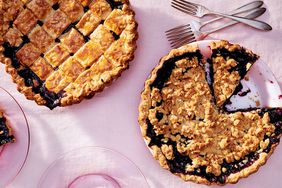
138,41,282,185
209,41,259,107
0,0,138,109
0,111,15,146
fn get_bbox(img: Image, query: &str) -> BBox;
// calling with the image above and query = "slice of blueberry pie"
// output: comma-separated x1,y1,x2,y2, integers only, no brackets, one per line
0,0,138,109
0,111,15,146
209,41,259,107
138,41,282,185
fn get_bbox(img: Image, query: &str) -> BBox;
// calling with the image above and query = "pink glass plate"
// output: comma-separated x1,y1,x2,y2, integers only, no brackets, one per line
38,147,149,188
0,87,30,187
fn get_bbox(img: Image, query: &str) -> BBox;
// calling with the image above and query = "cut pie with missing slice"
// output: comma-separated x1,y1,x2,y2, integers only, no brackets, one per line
0,0,138,109
209,40,259,107
138,41,282,185
0,111,15,146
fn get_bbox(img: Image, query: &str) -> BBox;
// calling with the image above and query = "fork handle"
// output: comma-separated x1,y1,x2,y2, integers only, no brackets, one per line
210,11,272,31
205,8,266,34
202,1,263,26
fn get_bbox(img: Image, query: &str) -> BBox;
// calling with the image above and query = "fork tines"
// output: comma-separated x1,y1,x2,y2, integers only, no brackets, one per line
171,0,198,15
165,24,196,48
166,24,191,38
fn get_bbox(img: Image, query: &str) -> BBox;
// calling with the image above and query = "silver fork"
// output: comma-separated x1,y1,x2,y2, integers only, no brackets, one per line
172,0,272,31
167,1,263,35
167,8,266,48
166,1,263,46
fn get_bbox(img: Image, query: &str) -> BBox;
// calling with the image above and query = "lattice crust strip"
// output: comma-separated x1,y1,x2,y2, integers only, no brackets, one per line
0,0,138,109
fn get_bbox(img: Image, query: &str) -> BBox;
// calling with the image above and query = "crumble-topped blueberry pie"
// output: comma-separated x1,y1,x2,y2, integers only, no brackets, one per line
0,0,138,109
138,41,282,185
0,111,15,146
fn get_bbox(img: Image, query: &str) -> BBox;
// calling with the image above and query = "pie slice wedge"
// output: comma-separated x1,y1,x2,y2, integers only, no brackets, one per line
209,40,259,107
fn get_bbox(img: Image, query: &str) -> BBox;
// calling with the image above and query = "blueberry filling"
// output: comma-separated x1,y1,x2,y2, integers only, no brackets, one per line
37,20,44,26
212,48,258,78
3,42,62,109
146,45,281,183
0,115,15,146
167,146,192,173
238,88,251,97
100,20,105,25
52,3,60,10
146,119,164,147
17,68,62,109
3,42,21,69
210,48,258,108
83,6,90,13
156,100,163,107
22,35,30,44
222,83,243,109
84,35,90,42
211,48,258,80
150,50,203,90
206,58,216,104
62,21,79,35
146,107,282,183
9,21,13,28
110,31,120,40
156,112,163,121
106,0,124,10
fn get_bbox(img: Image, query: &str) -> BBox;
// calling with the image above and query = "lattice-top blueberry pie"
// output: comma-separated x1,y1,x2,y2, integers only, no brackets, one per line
138,40,282,185
0,111,15,147
0,0,138,109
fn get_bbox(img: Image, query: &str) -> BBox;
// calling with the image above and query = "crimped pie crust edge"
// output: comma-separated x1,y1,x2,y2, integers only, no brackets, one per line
0,1,138,108
60,3,138,106
138,41,279,185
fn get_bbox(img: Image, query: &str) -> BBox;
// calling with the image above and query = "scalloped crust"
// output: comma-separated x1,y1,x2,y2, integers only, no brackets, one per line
0,1,138,109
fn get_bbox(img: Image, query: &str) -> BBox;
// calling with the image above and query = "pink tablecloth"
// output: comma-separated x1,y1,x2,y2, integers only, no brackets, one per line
2,0,282,187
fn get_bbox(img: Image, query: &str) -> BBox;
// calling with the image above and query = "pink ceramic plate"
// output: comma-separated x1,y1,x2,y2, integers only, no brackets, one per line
0,87,30,187
38,147,149,188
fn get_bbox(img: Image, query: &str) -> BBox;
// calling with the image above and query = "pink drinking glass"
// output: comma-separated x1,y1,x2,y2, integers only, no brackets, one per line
38,146,149,188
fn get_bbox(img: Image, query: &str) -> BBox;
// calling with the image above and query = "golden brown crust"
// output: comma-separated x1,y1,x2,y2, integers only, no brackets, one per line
43,10,71,39
138,41,281,185
60,28,85,54
0,45,47,106
61,4,138,105
0,0,138,109
210,40,259,107
59,0,84,22
26,0,52,20
4,28,23,47
14,9,37,35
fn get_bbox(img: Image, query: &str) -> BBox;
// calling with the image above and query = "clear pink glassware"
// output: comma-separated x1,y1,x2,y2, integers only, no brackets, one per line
0,87,30,187
38,146,149,188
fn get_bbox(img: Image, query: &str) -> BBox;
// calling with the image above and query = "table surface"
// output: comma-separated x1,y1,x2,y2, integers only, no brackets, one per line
2,0,282,187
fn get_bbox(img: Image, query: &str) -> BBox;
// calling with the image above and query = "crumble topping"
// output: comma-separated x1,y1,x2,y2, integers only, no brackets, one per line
139,41,282,185
210,41,259,107
147,58,275,176
0,111,15,146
